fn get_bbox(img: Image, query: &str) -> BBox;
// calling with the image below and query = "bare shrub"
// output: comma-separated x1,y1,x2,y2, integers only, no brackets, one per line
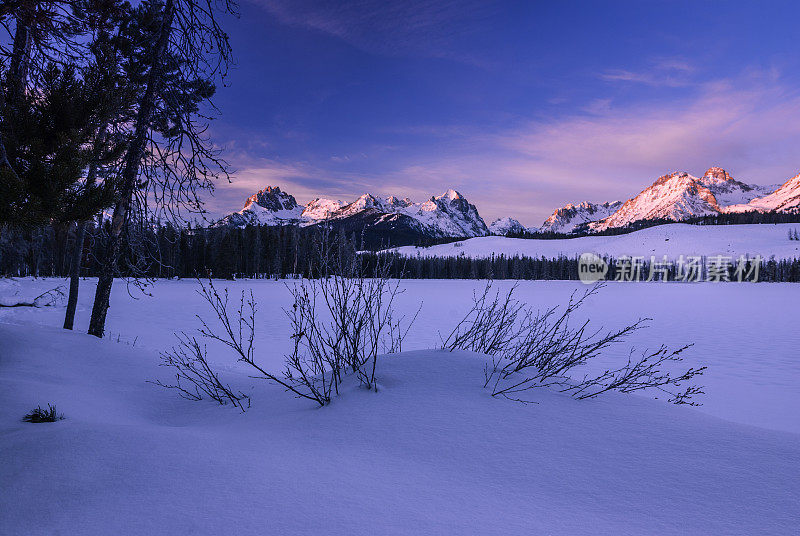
282,231,418,402
153,277,327,408
443,282,705,405
194,277,336,407
152,332,250,411
156,231,417,408
0,285,65,308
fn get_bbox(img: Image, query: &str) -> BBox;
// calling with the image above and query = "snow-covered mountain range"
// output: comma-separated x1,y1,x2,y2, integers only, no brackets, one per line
216,186,489,240
216,166,800,240
549,167,793,233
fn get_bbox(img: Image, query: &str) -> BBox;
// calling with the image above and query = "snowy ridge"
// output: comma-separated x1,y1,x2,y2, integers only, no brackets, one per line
216,167,800,238
699,167,775,206
217,186,306,227
590,171,722,231
301,197,346,220
489,217,526,235
217,187,489,238
725,173,800,213
408,189,490,238
540,201,622,233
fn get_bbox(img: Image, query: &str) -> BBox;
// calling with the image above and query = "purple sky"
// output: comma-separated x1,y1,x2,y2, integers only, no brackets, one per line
202,0,800,226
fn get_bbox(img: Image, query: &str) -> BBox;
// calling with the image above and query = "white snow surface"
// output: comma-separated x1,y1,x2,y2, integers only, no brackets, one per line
2,278,799,535
392,222,800,261
2,277,799,432
0,327,797,533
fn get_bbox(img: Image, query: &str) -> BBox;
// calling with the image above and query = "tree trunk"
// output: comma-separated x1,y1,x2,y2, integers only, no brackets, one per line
63,221,87,329
88,0,176,338
63,114,108,329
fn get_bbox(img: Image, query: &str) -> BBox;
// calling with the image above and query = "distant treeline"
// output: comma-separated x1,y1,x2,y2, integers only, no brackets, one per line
370,253,800,283
3,221,800,282
2,222,322,280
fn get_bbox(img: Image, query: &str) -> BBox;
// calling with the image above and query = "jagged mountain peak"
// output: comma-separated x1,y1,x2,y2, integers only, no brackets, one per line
540,200,622,233
302,198,344,220
243,185,299,212
702,166,734,183
351,193,380,207
695,167,774,206
588,166,785,231
592,172,720,231
217,186,489,240
437,189,464,201
652,170,694,187
385,195,412,208
564,201,592,210
489,217,526,236
697,167,751,190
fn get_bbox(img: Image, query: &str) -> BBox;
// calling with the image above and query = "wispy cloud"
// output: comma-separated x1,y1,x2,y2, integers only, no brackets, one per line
250,0,495,64
599,58,695,87
503,75,800,182
473,72,800,221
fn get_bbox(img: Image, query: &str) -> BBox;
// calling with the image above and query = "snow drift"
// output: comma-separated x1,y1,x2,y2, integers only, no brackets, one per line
1,319,798,535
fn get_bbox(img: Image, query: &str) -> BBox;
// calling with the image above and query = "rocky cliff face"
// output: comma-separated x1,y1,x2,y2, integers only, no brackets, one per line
540,201,622,233
590,171,721,231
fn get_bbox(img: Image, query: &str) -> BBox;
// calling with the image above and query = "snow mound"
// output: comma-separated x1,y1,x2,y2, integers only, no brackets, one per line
1,322,798,535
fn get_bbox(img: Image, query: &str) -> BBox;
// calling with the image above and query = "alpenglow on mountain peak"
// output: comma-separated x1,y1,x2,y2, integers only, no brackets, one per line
215,186,489,243
537,166,798,233
215,165,800,241
439,188,463,201
242,186,299,212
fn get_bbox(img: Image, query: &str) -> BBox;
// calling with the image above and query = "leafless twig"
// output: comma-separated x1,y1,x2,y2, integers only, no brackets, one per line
444,281,705,405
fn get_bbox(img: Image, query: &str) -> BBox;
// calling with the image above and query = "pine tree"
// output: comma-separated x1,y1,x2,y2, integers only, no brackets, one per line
88,0,237,337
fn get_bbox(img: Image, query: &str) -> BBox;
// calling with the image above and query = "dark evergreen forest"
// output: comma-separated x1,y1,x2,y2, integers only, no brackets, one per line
3,221,800,282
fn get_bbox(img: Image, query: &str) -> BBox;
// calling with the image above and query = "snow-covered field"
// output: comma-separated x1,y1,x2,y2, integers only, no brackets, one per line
2,277,799,534
392,222,800,260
